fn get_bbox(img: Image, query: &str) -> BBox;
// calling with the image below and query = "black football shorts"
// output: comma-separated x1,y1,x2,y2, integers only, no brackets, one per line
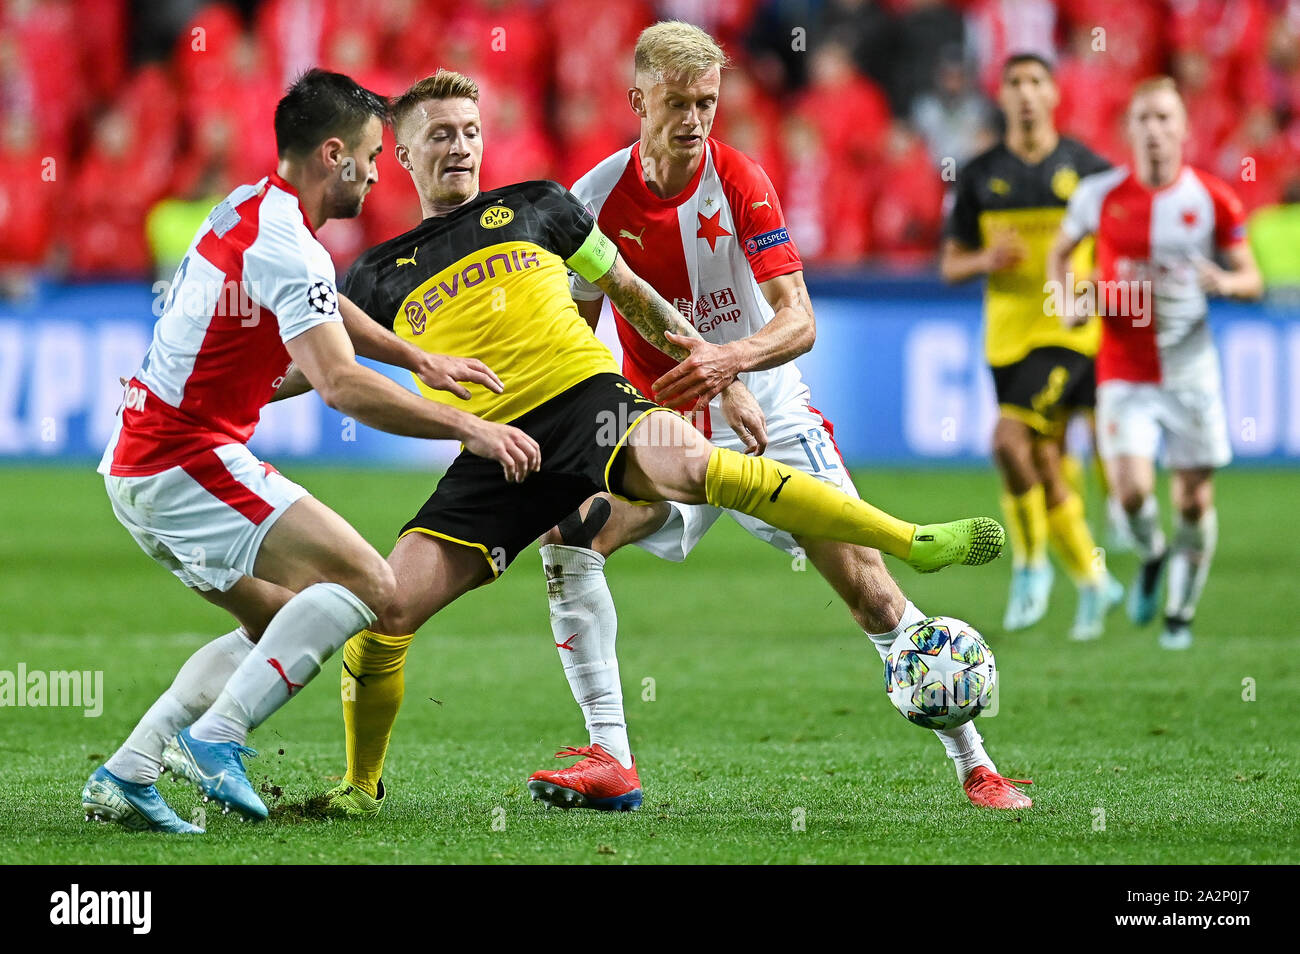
991,346,1096,436
399,373,676,576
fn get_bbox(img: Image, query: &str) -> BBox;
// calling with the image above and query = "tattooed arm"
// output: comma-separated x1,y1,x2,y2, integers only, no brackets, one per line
592,253,767,453
592,253,701,361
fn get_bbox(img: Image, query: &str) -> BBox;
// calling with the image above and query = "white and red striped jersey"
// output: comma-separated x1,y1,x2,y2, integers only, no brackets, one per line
1062,164,1247,387
570,138,809,445
99,173,341,476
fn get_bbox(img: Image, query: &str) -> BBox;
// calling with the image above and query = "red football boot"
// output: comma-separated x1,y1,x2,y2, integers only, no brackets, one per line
527,744,642,811
964,766,1033,809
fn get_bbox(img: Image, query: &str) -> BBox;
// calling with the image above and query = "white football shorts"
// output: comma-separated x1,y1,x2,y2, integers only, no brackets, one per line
104,443,309,592
1096,379,1232,470
636,418,858,561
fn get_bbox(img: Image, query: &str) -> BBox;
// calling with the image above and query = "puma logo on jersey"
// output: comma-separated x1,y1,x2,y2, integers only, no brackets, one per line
396,247,418,266
619,228,645,250
751,193,772,210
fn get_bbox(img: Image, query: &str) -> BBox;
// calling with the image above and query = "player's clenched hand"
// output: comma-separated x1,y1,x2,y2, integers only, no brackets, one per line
720,382,767,455
463,421,541,483
653,332,742,408
416,354,504,400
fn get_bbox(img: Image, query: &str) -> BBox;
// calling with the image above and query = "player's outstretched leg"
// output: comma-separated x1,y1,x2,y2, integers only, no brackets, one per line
1109,457,1167,626
620,418,1004,572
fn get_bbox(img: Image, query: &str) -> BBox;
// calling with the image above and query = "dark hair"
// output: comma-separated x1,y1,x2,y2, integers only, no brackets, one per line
274,68,389,159
1001,52,1055,79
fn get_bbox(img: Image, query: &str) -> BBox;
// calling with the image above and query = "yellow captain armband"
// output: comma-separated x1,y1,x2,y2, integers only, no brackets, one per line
566,224,617,283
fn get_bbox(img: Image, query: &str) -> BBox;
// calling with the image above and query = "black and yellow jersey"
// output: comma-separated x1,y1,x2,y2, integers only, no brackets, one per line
946,137,1110,367
342,180,620,423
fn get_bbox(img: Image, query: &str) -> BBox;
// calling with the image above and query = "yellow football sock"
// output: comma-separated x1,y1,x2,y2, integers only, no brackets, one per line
1061,452,1085,500
341,628,413,799
1092,451,1111,498
1000,485,1048,568
704,448,915,558
1047,492,1104,583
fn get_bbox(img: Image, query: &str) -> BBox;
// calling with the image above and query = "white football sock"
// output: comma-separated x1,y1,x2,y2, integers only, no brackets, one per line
866,601,993,782
540,544,630,768
864,599,927,663
935,722,995,783
1125,493,1166,562
1165,507,1217,623
191,583,375,745
105,628,255,783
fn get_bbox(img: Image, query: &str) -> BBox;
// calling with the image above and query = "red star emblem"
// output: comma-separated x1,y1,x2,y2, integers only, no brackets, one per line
1182,208,1198,227
695,209,731,252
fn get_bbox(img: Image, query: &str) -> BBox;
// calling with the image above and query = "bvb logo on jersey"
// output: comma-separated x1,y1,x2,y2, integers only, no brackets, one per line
1051,166,1080,201
480,205,514,229
988,177,1011,196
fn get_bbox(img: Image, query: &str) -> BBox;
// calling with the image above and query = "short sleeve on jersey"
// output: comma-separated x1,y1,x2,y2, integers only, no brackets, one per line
944,163,983,248
724,157,802,284
243,206,341,343
340,256,382,328
1061,173,1105,242
1204,174,1248,248
534,181,600,261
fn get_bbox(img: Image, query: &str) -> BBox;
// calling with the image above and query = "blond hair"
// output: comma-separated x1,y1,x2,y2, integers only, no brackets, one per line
391,69,480,135
1129,75,1183,110
634,21,729,81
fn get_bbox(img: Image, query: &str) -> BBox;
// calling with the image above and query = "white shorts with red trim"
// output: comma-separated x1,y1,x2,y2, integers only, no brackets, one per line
104,443,309,592
636,417,857,562
1096,379,1232,470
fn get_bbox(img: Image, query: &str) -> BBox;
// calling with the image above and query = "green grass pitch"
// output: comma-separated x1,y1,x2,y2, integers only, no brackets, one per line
1,464,1296,864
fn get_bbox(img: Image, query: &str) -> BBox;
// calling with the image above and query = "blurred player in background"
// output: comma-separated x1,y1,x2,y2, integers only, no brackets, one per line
1051,77,1262,650
942,53,1121,639
82,69,535,832
325,66,1007,819
522,22,1031,813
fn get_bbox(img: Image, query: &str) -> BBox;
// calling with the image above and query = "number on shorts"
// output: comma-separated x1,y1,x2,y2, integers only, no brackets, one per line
798,427,838,474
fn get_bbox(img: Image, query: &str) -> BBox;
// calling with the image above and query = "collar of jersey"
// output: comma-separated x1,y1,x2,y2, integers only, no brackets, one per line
1130,163,1189,195
630,139,710,208
265,171,318,237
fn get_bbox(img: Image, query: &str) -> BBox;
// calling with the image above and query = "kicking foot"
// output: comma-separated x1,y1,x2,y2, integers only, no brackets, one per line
908,518,1006,573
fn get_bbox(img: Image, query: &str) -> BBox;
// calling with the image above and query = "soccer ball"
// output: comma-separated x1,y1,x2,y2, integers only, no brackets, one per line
884,617,996,731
